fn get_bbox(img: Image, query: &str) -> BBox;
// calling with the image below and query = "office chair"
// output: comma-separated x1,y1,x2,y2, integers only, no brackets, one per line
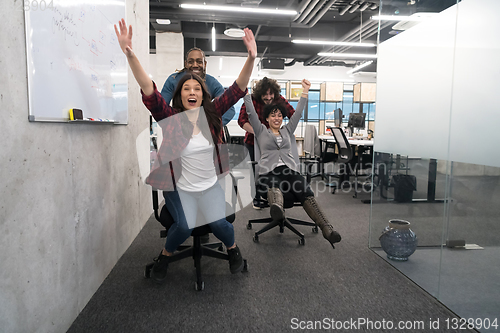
247,136,318,245
325,127,354,194
144,174,247,291
302,124,338,183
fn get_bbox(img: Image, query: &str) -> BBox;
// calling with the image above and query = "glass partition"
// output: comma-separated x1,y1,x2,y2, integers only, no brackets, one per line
370,0,500,331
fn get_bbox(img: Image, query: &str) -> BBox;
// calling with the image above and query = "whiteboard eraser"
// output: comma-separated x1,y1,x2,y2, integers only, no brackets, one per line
69,108,83,120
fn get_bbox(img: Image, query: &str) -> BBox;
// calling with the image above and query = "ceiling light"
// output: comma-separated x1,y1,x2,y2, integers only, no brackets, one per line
318,53,377,59
156,19,171,25
292,39,376,47
180,4,297,15
212,26,216,52
346,61,373,75
371,15,429,21
224,28,245,38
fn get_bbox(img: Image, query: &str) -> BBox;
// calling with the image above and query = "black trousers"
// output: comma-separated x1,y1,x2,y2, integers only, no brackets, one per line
257,165,314,204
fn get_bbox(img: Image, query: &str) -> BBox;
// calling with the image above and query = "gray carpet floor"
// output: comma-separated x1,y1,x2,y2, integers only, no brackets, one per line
67,181,476,333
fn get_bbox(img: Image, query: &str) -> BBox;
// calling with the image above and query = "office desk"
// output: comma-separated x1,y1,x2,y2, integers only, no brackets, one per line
318,135,374,147
317,135,374,197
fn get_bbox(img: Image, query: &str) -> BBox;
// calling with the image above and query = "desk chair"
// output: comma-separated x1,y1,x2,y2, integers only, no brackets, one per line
302,125,338,183
247,136,318,245
325,127,354,194
144,174,247,291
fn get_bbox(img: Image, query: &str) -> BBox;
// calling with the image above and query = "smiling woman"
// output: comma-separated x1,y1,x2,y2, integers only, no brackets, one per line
243,79,343,249
114,18,257,282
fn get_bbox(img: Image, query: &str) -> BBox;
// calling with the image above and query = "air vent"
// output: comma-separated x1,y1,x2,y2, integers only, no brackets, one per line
260,58,285,70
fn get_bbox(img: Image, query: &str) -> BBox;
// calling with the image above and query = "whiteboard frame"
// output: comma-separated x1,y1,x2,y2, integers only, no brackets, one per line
24,1,128,124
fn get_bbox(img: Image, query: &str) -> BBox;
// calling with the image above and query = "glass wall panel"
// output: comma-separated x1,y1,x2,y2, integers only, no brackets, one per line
370,0,500,330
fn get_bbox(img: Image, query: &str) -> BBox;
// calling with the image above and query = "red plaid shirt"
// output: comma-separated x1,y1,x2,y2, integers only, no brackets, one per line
238,95,295,146
142,81,247,191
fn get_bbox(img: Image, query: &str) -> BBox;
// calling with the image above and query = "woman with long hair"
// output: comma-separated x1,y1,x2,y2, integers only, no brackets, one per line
115,19,257,282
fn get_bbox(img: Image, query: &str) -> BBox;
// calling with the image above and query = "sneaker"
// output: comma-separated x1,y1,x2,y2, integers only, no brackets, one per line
227,245,244,274
152,251,170,283
252,199,262,210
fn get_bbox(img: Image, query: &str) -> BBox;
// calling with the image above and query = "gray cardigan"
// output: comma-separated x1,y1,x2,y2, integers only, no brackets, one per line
243,94,306,175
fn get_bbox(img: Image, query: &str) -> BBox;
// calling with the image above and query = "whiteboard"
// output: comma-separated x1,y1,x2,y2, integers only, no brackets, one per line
25,0,128,124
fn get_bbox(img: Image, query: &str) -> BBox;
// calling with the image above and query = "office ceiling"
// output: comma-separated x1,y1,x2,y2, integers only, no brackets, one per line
149,0,457,70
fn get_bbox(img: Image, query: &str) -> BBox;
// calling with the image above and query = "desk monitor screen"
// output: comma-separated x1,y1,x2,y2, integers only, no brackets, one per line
347,112,366,129
334,108,343,127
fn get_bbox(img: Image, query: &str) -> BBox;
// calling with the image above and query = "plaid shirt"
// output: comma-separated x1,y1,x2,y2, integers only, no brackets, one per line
238,95,295,146
142,81,247,191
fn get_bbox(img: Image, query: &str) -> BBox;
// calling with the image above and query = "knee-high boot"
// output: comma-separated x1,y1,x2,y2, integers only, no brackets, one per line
267,187,285,222
303,196,342,248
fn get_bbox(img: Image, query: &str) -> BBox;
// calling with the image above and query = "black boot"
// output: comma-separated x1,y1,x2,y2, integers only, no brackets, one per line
303,196,342,248
152,251,170,283
267,187,284,222
227,245,244,274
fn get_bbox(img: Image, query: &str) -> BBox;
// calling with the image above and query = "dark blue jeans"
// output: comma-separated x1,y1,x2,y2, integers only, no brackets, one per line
162,183,235,253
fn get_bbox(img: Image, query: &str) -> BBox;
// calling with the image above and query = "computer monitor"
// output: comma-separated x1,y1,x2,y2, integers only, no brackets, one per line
347,112,366,130
334,108,343,127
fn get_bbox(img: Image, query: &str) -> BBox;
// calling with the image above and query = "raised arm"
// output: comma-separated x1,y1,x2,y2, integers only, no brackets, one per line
114,19,154,96
288,79,311,132
235,28,257,92
243,94,264,138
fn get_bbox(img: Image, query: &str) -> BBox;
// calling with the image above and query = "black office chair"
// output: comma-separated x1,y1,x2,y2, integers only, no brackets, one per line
247,187,318,245
246,136,318,245
301,125,337,183
144,174,247,291
325,126,354,194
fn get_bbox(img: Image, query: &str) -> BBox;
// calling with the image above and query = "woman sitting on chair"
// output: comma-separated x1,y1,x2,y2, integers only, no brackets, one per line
243,79,342,248
115,19,257,281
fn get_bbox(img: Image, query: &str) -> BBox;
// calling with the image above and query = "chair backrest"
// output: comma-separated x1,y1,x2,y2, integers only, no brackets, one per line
328,126,353,164
223,125,231,144
152,175,237,234
320,141,338,164
303,124,321,158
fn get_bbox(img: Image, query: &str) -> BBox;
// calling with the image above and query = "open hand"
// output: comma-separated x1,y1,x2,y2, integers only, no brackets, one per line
114,18,134,57
242,28,257,59
301,79,311,93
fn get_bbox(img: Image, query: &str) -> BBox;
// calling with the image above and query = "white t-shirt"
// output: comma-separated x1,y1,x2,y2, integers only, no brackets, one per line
176,132,217,192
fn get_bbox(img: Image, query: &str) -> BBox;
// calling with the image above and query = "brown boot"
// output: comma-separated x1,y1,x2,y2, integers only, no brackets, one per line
267,187,285,222
303,196,341,248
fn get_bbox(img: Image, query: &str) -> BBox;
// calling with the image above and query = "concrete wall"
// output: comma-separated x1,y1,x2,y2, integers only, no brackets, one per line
0,1,151,333
154,32,184,85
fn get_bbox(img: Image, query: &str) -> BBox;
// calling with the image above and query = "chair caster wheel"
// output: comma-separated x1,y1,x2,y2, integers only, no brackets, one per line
195,281,204,291
298,238,305,245
247,223,252,230
242,259,248,272
253,235,259,243
312,226,319,233
144,263,154,278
